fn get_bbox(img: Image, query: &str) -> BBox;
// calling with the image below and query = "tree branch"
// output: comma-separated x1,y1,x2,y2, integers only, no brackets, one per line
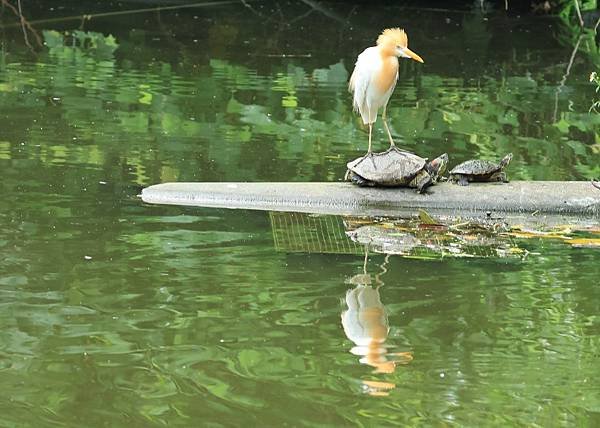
1,0,42,48
573,0,584,28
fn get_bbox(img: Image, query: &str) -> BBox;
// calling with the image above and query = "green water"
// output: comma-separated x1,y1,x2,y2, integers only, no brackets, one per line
1,1,600,426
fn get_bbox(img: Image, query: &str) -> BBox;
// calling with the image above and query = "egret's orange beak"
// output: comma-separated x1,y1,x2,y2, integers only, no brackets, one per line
404,48,424,63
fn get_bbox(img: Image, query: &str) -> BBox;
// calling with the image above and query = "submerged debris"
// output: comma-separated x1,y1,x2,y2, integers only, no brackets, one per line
344,210,514,259
418,209,437,225
269,210,599,259
568,238,600,248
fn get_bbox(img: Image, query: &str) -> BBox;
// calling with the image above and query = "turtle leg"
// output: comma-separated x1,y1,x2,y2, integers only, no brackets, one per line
414,172,433,194
457,175,469,186
382,105,395,148
488,172,507,183
348,171,374,187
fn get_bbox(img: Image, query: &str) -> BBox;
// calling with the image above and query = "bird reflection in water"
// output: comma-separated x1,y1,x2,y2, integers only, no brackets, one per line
341,252,412,396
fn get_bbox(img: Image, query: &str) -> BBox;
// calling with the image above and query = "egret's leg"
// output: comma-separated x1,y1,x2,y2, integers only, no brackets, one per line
359,111,376,169
367,123,377,168
354,121,375,168
366,107,374,155
382,105,395,148
362,120,377,169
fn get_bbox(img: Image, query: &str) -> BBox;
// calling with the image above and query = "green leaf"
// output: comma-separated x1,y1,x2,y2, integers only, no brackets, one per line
42,30,64,49
418,209,437,225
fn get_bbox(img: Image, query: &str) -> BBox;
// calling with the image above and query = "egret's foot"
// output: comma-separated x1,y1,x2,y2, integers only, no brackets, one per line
385,145,412,156
592,179,600,190
354,151,377,169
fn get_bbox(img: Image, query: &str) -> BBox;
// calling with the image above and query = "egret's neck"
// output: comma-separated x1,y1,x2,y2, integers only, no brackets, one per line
377,41,398,59
374,46,399,93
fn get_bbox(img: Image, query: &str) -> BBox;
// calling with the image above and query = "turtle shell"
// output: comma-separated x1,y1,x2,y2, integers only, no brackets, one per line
346,148,426,185
449,159,501,176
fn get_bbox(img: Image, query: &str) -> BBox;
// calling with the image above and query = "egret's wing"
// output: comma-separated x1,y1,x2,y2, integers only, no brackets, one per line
348,47,380,117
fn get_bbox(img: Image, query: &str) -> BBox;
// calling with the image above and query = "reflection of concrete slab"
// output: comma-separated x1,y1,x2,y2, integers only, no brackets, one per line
141,182,600,219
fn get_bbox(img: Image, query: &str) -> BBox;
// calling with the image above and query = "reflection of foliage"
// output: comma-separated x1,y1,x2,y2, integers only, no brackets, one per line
557,0,598,25
2,48,598,184
590,71,600,112
0,21,597,190
552,3,600,180
557,25,600,69
43,30,118,60
555,0,600,68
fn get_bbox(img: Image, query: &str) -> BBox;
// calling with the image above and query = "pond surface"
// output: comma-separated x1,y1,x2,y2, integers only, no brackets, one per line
1,1,600,426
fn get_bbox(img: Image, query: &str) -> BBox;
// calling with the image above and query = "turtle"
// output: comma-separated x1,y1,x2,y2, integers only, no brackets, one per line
344,146,448,193
449,153,513,186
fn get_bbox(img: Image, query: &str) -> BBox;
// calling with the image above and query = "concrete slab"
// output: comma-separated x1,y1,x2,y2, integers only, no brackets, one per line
141,181,600,221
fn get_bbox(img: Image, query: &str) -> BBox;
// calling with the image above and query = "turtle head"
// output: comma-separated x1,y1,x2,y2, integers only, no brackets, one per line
426,153,448,182
500,153,513,168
